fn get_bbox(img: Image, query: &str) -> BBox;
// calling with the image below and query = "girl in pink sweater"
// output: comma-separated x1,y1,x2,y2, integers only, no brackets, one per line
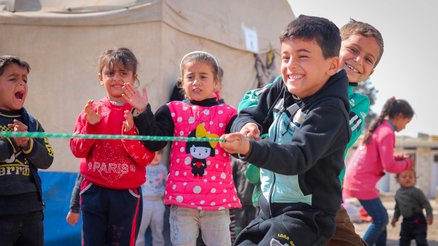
123,51,241,245
343,97,414,246
70,47,155,246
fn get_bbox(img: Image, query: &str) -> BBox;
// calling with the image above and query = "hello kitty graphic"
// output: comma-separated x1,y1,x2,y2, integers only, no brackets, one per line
186,124,218,177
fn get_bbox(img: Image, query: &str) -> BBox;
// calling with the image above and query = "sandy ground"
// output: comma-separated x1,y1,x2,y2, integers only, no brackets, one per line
353,195,438,246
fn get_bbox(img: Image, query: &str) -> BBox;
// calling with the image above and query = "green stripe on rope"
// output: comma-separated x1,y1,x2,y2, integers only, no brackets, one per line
0,131,224,142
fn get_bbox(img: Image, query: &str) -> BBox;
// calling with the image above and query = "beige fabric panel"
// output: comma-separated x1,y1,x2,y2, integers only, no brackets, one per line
0,1,293,171
0,0,294,52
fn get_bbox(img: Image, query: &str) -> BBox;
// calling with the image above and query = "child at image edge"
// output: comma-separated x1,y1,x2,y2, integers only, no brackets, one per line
70,48,155,246
343,97,415,245
136,150,168,246
0,55,54,245
123,51,241,246
220,15,350,245
391,168,433,246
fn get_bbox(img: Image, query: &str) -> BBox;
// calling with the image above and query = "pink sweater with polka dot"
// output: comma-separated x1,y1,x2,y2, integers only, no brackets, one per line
164,101,242,210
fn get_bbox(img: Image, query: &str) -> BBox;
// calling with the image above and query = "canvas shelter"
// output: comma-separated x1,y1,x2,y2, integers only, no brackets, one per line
0,0,294,244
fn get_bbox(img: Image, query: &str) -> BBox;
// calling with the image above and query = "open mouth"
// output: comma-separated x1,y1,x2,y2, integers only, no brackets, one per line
15,91,24,100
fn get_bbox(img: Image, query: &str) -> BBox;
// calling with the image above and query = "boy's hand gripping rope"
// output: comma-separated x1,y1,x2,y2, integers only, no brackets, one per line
0,131,224,142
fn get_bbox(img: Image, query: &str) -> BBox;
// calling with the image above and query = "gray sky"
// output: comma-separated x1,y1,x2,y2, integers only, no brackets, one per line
290,0,438,137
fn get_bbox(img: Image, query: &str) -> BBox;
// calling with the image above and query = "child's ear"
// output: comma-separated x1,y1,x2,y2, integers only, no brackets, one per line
327,57,340,76
98,73,103,85
214,78,221,92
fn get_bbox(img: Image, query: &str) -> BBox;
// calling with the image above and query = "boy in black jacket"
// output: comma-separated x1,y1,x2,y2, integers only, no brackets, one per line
220,15,350,245
0,55,54,245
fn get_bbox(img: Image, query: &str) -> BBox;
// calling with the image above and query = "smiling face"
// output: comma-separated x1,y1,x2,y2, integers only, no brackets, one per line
0,63,28,111
99,61,136,103
181,61,218,101
281,38,339,98
339,34,381,83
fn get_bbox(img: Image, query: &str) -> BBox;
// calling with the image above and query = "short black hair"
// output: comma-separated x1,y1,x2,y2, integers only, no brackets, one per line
0,55,30,76
280,15,341,59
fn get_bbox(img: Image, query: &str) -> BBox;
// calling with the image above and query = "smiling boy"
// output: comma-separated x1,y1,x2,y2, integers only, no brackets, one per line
220,15,350,245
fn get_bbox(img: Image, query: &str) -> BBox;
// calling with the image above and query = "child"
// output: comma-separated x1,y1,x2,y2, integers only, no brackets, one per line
123,51,241,246
0,55,54,245
220,15,350,245
328,18,385,246
70,47,155,246
136,150,168,246
391,168,433,246
343,97,415,245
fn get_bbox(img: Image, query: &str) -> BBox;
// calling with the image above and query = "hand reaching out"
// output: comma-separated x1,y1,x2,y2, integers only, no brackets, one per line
83,100,102,125
122,83,149,113
8,119,29,147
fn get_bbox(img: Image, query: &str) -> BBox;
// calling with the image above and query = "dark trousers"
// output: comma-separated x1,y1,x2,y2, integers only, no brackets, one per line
399,213,428,246
0,211,44,246
81,182,142,246
234,196,334,246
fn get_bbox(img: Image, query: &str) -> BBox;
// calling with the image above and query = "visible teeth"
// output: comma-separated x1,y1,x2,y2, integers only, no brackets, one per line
347,64,360,73
289,75,303,80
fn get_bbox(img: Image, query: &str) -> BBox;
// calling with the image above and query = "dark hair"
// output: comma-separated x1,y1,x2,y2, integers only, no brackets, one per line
395,168,416,182
280,15,341,59
0,55,30,76
98,47,138,75
340,18,384,67
362,97,414,144
179,51,220,81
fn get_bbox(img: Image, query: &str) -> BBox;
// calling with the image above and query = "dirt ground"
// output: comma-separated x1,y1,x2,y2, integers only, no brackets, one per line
353,195,438,245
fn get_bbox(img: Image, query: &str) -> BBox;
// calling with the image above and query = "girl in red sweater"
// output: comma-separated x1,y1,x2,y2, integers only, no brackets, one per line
70,47,154,246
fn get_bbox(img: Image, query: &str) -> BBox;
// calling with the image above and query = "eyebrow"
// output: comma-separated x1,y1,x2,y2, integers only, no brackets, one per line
296,48,311,53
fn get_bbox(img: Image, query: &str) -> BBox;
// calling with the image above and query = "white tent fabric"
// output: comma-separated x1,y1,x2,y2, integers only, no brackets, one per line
0,0,294,171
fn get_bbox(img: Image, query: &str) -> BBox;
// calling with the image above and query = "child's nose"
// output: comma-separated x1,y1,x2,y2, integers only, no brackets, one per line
355,55,363,64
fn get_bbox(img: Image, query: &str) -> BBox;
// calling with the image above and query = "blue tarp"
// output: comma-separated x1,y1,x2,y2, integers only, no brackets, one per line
40,171,170,245
40,172,82,246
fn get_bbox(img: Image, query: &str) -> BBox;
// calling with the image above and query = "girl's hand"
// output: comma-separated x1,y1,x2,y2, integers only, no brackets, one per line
123,110,134,132
220,133,250,155
83,100,102,125
122,83,149,113
240,123,261,140
66,211,80,226
8,119,29,147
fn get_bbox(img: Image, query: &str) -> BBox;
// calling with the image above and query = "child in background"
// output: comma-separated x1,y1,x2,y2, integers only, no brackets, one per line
70,47,155,246
221,15,350,245
123,50,241,246
136,150,168,246
343,97,415,245
0,55,54,246
391,168,433,246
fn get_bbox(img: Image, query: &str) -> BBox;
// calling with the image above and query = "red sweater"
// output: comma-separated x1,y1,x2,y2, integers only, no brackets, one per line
70,97,154,189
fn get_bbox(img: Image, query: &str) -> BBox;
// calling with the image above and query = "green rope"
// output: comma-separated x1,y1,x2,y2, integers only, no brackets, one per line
0,131,224,142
